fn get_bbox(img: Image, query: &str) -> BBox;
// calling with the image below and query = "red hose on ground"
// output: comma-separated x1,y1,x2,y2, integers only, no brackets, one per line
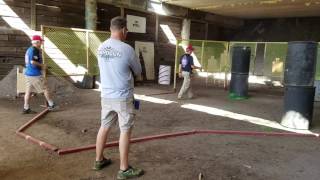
17,108,49,132
195,130,319,137
16,108,319,156
57,130,318,155
58,131,197,155
16,132,58,151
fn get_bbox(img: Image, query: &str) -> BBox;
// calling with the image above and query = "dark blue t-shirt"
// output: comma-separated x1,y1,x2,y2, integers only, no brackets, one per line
180,54,194,73
25,46,42,76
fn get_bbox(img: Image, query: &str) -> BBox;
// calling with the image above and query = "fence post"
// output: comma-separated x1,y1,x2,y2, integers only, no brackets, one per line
41,25,47,79
225,42,231,90
200,41,205,70
86,31,90,75
173,40,179,91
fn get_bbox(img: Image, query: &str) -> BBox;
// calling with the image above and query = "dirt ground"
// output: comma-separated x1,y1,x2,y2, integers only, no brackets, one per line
1,80,320,180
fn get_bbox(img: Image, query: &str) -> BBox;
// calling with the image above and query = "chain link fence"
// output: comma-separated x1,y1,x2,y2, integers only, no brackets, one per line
174,40,320,89
40,27,319,86
42,25,110,77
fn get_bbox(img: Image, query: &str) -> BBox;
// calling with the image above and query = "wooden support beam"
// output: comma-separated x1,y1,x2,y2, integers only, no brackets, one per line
120,6,125,17
85,0,97,30
155,14,159,42
30,0,36,30
205,23,209,40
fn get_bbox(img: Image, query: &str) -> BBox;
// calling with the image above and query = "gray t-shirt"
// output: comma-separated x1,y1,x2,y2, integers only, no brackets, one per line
98,38,141,100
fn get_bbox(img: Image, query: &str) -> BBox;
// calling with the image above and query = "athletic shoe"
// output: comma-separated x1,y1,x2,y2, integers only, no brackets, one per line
117,166,144,179
92,158,112,171
22,108,36,114
48,103,57,111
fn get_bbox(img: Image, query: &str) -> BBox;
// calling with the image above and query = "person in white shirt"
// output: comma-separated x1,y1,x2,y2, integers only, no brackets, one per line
94,16,143,180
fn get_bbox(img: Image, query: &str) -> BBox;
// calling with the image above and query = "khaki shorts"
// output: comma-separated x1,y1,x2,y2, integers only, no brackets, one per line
25,76,47,93
101,98,135,132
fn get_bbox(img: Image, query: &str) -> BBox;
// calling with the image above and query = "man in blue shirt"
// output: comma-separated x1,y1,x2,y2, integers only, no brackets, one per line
178,44,201,99
23,35,55,114
95,17,143,179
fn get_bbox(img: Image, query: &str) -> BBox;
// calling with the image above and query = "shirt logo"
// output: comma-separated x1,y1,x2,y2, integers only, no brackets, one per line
181,56,188,68
98,46,122,60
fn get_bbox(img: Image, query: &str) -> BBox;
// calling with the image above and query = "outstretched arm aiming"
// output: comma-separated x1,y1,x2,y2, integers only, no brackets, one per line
190,57,201,70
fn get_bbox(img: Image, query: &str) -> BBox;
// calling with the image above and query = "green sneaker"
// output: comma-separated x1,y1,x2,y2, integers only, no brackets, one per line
117,166,144,180
92,158,112,171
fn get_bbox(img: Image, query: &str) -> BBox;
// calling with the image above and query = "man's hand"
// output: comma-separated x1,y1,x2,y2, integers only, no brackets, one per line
191,65,201,70
178,72,182,78
42,64,48,70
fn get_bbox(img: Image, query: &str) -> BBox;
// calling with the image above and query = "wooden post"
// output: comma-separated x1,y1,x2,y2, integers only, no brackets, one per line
155,14,159,42
181,19,191,40
120,7,125,17
224,42,231,90
85,0,97,88
173,40,179,91
30,0,36,30
41,25,46,79
200,41,205,70
85,0,97,30
205,23,209,40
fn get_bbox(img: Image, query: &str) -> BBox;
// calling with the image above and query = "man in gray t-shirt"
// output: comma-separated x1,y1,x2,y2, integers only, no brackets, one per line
94,16,143,179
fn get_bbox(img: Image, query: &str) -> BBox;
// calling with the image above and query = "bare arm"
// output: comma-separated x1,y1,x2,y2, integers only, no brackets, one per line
31,60,45,69
191,65,201,69
129,51,142,77
190,57,201,70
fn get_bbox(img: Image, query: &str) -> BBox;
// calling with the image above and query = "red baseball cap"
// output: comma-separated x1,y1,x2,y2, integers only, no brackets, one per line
32,35,44,41
186,44,194,51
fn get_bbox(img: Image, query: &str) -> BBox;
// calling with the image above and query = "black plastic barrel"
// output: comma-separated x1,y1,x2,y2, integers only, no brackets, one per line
230,73,249,97
284,41,318,86
231,46,251,74
229,46,251,99
283,86,315,124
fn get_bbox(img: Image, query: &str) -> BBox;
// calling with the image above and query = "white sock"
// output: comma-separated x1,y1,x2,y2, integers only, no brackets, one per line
24,104,29,110
48,100,54,106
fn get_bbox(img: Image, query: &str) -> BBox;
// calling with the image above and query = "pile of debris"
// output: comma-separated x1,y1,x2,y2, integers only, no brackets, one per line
0,66,76,99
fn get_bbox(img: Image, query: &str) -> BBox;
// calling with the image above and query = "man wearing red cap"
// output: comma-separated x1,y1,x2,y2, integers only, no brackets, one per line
23,35,55,114
178,44,200,99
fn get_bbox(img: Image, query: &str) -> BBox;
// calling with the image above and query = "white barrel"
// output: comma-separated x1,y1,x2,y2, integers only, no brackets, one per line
158,65,171,85
315,80,320,101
